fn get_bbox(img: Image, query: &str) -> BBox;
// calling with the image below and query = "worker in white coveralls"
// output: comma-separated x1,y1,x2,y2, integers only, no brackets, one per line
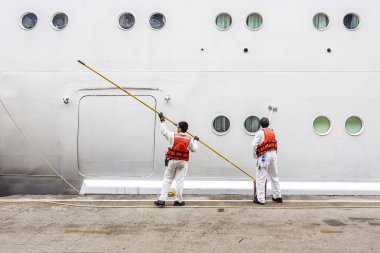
252,117,282,205
154,112,199,207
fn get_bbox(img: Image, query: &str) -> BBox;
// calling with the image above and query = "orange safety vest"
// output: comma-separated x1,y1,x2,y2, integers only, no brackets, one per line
166,133,191,161
256,128,277,157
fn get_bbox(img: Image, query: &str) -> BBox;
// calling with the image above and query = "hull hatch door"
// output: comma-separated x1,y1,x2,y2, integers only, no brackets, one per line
77,95,156,178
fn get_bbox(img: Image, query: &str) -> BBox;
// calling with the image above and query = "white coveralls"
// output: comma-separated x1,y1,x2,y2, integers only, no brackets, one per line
159,123,198,202
252,128,282,203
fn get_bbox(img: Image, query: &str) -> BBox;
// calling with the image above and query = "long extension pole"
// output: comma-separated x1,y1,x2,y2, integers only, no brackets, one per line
78,60,255,181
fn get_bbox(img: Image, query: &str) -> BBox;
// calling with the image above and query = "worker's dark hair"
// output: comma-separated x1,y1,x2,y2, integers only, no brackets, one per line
178,121,188,132
260,117,270,128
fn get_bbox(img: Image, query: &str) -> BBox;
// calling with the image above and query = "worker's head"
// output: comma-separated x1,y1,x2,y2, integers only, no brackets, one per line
177,121,188,133
260,117,270,128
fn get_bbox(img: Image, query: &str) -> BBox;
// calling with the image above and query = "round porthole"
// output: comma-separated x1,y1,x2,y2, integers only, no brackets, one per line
118,13,135,30
313,116,331,135
246,13,263,30
343,13,360,30
212,115,230,135
51,12,68,30
20,12,38,30
345,116,363,135
215,13,232,30
149,13,166,30
244,116,260,135
313,13,329,30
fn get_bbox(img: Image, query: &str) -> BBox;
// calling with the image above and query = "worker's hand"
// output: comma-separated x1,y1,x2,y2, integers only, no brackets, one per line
194,136,199,141
158,112,165,122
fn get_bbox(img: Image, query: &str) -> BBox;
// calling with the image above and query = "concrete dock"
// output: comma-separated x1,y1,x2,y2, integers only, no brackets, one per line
1,195,380,253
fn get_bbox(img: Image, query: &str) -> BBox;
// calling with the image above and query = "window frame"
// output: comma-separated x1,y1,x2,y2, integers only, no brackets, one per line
313,115,332,136
215,12,233,31
211,115,231,136
345,115,364,136
312,12,330,31
50,12,69,31
148,12,166,30
20,12,38,30
246,12,263,31
343,12,361,31
243,115,261,136
117,12,136,31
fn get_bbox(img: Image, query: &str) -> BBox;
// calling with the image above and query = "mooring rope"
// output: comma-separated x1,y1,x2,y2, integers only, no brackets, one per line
0,98,80,193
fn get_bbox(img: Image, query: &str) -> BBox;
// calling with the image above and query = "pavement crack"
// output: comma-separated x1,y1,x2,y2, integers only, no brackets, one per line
0,206,30,224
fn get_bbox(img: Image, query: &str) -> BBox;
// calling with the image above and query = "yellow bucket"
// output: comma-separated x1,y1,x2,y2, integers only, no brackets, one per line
168,189,176,197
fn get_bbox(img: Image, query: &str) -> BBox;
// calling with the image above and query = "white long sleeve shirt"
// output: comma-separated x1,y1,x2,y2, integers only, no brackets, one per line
252,128,277,159
160,123,199,152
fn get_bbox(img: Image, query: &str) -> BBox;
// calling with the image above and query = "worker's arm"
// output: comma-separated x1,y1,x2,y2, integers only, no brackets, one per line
160,122,174,142
252,130,263,159
188,138,199,152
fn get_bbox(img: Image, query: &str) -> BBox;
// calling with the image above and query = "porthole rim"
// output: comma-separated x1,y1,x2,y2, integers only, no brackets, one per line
345,115,364,136
50,11,69,31
20,12,38,30
215,12,233,31
211,115,231,136
343,12,361,31
312,12,330,31
117,12,136,31
148,12,166,31
313,115,332,136
243,115,261,136
246,12,264,31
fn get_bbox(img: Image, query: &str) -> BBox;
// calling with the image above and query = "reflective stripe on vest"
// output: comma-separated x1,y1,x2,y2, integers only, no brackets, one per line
166,133,191,161
256,128,277,157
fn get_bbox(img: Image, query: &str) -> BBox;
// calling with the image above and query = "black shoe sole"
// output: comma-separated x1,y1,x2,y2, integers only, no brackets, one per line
154,201,165,207
272,198,283,203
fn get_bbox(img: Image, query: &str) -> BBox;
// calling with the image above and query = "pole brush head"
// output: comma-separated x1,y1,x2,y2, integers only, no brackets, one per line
268,105,278,111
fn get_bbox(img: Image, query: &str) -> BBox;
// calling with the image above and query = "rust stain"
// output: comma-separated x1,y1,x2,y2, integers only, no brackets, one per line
65,229,112,235
320,230,343,234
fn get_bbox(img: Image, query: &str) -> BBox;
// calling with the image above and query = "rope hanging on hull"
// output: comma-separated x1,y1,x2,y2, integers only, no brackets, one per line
78,60,255,181
0,98,80,193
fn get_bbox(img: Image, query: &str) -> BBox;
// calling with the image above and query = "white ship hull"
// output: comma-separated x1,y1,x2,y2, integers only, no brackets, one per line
1,0,379,195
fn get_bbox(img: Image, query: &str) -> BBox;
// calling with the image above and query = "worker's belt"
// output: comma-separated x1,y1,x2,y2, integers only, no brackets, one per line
256,142,277,157
166,150,189,161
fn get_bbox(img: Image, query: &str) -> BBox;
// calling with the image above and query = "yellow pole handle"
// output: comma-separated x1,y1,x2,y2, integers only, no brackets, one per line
78,60,255,181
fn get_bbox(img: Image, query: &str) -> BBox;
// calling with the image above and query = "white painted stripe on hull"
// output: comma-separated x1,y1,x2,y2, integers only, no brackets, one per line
79,180,380,195
2,199,380,203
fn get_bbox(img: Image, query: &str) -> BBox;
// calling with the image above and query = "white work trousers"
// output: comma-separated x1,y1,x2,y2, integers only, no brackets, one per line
159,160,188,202
256,151,281,203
